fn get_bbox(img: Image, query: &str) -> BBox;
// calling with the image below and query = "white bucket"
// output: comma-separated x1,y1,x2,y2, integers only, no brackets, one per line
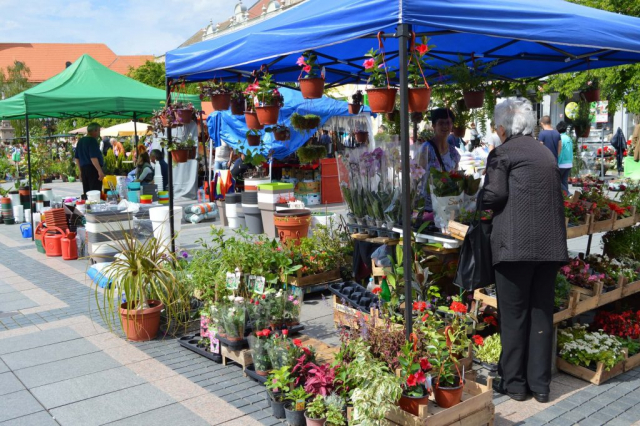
25,209,31,224
226,202,238,218
311,212,335,229
149,206,182,247
228,216,245,229
87,190,101,202
40,188,53,202
13,205,24,223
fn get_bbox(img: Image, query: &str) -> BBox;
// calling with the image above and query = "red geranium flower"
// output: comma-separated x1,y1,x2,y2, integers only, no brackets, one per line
416,44,429,56
415,370,426,384
472,335,484,345
256,330,263,337
420,358,432,371
483,316,498,326
293,339,302,347
421,313,429,322
450,301,467,314
282,329,289,337
372,287,382,295
406,374,418,387
262,294,266,299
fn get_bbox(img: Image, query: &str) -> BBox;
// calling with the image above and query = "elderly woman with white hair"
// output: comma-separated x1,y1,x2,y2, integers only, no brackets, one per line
482,98,568,403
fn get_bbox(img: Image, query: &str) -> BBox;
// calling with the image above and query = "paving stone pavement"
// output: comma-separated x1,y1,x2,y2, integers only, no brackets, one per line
0,181,639,425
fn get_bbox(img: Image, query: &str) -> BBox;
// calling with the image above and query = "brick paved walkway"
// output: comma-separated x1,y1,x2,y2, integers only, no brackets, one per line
0,182,639,425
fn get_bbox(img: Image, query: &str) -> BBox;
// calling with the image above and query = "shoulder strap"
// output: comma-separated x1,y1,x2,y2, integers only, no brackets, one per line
427,140,445,169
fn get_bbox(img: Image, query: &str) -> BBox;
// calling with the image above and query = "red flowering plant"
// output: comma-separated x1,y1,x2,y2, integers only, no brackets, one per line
578,187,617,221
564,197,595,226
303,363,336,396
594,310,640,340
297,51,321,79
437,296,474,357
244,72,284,111
430,168,465,197
585,254,638,284
248,328,273,374
398,339,432,397
408,36,435,88
363,48,397,88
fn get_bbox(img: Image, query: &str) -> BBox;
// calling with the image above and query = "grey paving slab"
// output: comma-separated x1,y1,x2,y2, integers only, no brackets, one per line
2,337,99,370
0,390,43,422
0,411,58,426
0,327,82,355
31,366,146,409
0,284,16,294
0,371,25,396
0,359,8,374
0,296,38,312
105,403,210,426
14,351,122,388
49,383,176,426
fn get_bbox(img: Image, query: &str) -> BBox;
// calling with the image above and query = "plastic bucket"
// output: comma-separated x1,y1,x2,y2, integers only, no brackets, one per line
87,190,101,202
149,206,182,247
20,223,32,238
13,205,24,223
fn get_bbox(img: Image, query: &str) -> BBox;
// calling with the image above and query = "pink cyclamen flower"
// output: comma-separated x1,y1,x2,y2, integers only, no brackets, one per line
363,58,375,69
296,56,307,66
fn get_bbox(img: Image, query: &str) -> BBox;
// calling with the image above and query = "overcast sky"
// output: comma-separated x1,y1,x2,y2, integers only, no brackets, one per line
0,0,237,56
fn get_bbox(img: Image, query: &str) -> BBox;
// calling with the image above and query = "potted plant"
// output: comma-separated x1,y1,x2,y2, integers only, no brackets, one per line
297,144,327,164
305,395,327,426
397,340,432,416
222,299,246,342
162,138,196,163
274,209,312,245
582,77,600,103
153,101,195,129
251,73,285,125
266,124,291,141
324,393,347,426
246,129,262,147
291,113,321,132
202,80,232,111
298,51,324,99
230,90,246,115
95,224,191,341
444,56,496,109
248,328,272,375
266,366,293,419
243,82,264,130
473,333,500,371
429,326,465,408
349,90,364,115
285,386,311,426
363,48,397,113
573,100,592,138
408,37,435,113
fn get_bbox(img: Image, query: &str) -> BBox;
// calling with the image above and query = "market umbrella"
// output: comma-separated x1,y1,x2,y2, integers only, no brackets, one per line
611,127,626,173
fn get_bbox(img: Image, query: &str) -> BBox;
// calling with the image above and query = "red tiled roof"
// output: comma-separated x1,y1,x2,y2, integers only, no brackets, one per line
0,43,153,82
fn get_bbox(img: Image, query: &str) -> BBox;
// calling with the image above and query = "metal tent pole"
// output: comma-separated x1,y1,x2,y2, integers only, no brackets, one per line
166,80,176,254
198,111,211,201
25,116,34,241
398,23,413,338
133,112,138,145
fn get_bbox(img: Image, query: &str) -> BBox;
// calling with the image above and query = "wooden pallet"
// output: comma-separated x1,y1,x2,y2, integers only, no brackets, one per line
556,350,627,385
385,377,494,426
287,268,341,287
447,220,469,241
553,277,627,324
296,335,339,365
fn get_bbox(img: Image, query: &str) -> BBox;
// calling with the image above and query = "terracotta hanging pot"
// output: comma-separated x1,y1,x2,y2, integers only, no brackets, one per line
453,126,466,138
175,109,193,125
171,149,189,163
434,379,464,408
119,300,164,342
231,98,245,115
582,89,600,103
255,105,280,125
367,88,398,113
160,112,178,128
348,103,363,115
398,392,430,416
299,78,325,99
577,127,591,138
245,111,264,130
210,94,231,111
247,134,261,146
462,90,485,109
355,131,369,143
274,130,290,141
274,209,311,245
408,87,432,113
187,147,197,160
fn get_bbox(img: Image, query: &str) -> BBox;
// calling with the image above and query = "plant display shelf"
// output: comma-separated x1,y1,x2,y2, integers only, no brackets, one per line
385,376,494,426
351,233,401,245
287,268,341,287
221,345,253,375
565,214,592,239
556,349,628,385
178,333,222,363
613,206,637,230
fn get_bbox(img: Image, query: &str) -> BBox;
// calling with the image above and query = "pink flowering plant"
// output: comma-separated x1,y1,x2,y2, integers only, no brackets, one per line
363,48,396,88
244,72,284,110
297,51,320,79
559,258,615,291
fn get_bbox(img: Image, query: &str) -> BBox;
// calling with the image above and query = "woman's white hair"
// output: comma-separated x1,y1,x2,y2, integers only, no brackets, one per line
110,138,117,143
493,97,536,138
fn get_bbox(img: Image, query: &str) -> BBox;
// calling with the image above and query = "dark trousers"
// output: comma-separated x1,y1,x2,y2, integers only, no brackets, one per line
495,261,559,394
560,168,571,194
80,165,102,197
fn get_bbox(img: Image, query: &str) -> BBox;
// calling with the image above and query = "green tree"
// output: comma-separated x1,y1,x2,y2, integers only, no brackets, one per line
127,60,166,89
0,61,47,139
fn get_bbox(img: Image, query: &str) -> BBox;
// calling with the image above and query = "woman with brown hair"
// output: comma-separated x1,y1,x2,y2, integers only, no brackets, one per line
135,152,154,184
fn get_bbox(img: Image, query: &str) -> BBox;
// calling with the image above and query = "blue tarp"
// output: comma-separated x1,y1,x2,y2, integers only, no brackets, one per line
167,0,640,83
207,87,371,160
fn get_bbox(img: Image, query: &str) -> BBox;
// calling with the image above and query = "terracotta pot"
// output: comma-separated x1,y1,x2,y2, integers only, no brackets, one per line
408,87,432,112
187,147,197,160
255,105,281,125
119,300,164,341
577,127,591,138
411,112,423,123
453,126,466,138
227,335,244,342
299,78,325,99
582,89,600,103
398,392,430,416
434,380,464,408
274,209,312,245
210,94,231,111
245,111,264,130
160,113,177,128
175,109,193,125
247,134,261,146
304,412,326,426
231,99,245,115
256,369,270,377
348,103,363,115
463,90,485,109
274,130,290,141
367,88,398,113
355,131,369,143
171,149,189,163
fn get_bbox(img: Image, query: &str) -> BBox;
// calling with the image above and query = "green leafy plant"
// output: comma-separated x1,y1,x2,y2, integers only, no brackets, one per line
325,393,346,426
555,274,572,309
363,48,397,88
398,340,432,397
408,36,435,88
305,395,326,420
161,137,196,152
442,56,498,92
473,333,501,365
290,113,321,132
266,366,293,400
602,226,640,261
558,323,625,371
298,51,321,79
103,148,117,175
297,144,327,164
572,100,593,137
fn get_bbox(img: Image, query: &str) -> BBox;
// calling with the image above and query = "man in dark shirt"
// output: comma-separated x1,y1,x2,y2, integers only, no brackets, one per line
150,149,168,191
319,130,332,157
74,123,105,197
538,116,562,161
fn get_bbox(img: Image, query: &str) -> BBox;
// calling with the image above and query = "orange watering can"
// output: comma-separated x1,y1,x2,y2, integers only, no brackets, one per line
43,226,66,257
61,232,78,260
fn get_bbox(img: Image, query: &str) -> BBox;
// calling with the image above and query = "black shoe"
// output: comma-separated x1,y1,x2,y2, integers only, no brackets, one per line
492,380,528,401
532,392,549,403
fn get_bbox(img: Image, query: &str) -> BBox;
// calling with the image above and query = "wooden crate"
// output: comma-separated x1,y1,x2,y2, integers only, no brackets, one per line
622,279,640,298
287,268,341,287
613,206,637,230
385,377,494,426
221,345,253,376
557,350,627,385
447,220,469,241
565,215,592,239
589,214,615,234
333,294,383,329
473,289,497,309
624,351,640,372
553,279,625,324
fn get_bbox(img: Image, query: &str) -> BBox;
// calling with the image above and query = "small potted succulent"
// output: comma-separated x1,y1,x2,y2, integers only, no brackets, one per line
349,90,364,114
284,386,311,426
265,124,291,141
408,36,435,113
298,51,324,99
363,48,397,113
202,80,233,111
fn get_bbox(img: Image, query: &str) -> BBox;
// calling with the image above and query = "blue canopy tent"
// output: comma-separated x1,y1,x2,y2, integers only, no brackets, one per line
207,87,372,159
165,0,640,334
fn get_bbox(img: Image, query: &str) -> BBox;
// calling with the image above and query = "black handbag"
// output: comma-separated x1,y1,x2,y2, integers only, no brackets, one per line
453,191,495,290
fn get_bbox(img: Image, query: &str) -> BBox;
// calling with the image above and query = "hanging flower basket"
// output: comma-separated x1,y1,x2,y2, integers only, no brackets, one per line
366,88,397,113
160,112,178,128
210,94,231,111
348,103,363,115
245,111,264,130
582,89,600,103
231,97,245,115
462,90,485,109
171,149,189,163
299,78,325,99
255,105,281,125
275,129,290,141
175,109,193,125
453,127,466,138
355,131,369,143
247,134,261,146
577,127,591,138
408,87,432,113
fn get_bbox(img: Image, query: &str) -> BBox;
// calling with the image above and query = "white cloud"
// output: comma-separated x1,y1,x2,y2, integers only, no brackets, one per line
0,0,237,56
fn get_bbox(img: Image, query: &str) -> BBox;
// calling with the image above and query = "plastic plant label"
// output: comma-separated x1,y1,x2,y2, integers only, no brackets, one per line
254,276,266,294
295,399,305,411
210,337,220,354
247,275,256,291
226,272,238,290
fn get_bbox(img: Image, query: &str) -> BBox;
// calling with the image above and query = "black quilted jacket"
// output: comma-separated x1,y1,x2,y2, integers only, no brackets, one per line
482,134,569,265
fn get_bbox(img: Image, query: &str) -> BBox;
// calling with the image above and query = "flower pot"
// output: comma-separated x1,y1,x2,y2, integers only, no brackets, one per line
463,90,485,109
577,127,591,138
274,209,312,245
582,89,600,103
304,412,326,426
408,87,432,112
285,403,307,426
119,300,164,342
188,147,197,160
244,111,264,130
398,392,430,416
175,109,193,125
227,335,244,342
171,149,189,163
299,78,325,99
386,109,399,122
255,105,281,125
271,398,286,419
453,126,466,138
367,88,397,113
247,134,261,147
256,369,270,376
210,93,231,111
434,379,464,408
355,131,369,143
348,103,363,115
231,99,245,115
274,129,290,141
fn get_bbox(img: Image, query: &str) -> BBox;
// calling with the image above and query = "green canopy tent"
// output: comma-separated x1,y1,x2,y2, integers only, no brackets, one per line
0,54,201,240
